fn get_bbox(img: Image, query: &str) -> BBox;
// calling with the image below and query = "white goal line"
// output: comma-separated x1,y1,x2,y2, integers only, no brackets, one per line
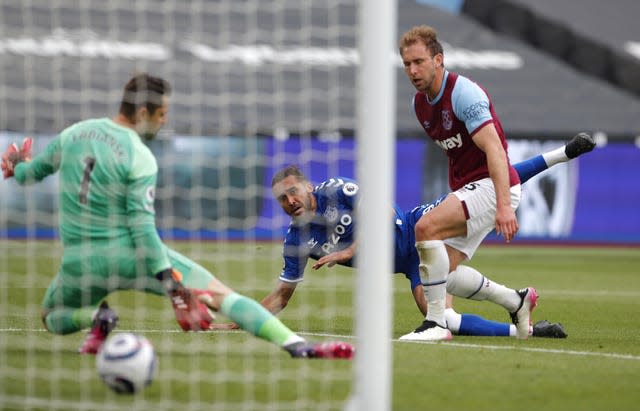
2,327,639,362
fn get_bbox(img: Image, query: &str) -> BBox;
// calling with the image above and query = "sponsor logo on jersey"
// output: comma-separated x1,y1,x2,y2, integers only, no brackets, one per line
320,213,353,255
435,133,463,151
323,205,339,222
422,120,430,129
463,101,490,122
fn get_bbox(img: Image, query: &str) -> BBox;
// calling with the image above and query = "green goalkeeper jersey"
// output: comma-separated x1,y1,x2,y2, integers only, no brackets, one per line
14,118,171,275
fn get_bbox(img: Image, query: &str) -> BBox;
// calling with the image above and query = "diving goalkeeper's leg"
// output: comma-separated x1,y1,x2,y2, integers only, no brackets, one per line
42,303,119,355
169,250,354,359
76,301,119,354
41,274,118,354
200,277,354,359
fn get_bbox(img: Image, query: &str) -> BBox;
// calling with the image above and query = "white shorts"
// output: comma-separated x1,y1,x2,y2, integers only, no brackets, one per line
444,178,521,259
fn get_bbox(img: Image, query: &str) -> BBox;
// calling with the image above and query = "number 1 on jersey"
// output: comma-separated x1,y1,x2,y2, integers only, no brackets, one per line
79,157,96,204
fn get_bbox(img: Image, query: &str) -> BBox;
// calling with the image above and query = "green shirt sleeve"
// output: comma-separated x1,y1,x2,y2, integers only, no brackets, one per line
14,136,62,185
127,138,172,275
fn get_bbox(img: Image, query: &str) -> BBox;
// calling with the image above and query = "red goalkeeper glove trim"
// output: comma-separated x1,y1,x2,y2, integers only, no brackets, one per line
155,268,214,332
2,137,33,179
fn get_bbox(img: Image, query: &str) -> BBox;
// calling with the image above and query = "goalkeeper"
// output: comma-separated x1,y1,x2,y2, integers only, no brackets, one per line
214,134,593,338
1,73,353,360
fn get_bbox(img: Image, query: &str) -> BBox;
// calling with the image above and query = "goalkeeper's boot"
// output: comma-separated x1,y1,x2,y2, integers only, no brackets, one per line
509,287,538,340
532,320,568,338
78,301,119,355
285,341,355,359
565,132,595,159
398,319,453,341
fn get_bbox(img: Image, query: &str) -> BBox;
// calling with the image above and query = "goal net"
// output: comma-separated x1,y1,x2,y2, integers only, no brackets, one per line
0,1,394,410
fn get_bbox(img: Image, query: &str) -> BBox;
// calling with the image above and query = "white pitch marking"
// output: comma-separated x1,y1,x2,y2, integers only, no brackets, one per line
5,327,638,362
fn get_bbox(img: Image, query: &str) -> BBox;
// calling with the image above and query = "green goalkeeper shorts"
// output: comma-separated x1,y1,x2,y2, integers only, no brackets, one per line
41,243,216,311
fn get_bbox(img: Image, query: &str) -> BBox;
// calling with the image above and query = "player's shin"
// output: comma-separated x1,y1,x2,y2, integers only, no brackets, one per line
417,240,448,327
447,265,521,312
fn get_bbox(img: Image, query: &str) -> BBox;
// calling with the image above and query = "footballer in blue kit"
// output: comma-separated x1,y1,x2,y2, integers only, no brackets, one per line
281,177,442,293
279,177,359,284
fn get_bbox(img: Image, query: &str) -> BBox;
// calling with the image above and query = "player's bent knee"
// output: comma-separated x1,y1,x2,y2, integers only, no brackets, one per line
41,310,72,335
415,215,437,239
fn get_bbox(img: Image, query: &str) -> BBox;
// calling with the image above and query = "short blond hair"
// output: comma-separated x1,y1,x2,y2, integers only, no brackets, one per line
271,164,308,187
398,25,443,57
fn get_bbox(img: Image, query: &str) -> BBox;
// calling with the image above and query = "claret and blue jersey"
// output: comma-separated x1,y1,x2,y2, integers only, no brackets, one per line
412,70,519,190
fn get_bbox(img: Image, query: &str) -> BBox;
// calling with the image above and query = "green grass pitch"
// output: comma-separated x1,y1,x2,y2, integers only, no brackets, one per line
1,240,639,410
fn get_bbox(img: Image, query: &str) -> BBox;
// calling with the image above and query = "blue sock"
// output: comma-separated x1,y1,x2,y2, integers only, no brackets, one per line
513,155,548,184
458,314,511,337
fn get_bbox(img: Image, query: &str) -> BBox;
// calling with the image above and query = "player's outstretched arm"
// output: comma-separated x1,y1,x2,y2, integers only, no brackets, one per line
261,281,297,315
207,280,298,330
312,241,357,270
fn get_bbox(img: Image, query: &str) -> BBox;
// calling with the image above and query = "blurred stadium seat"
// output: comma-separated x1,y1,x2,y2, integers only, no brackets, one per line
462,0,640,97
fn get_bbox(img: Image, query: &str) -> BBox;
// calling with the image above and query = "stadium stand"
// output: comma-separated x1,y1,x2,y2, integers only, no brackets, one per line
1,0,639,140
462,0,640,98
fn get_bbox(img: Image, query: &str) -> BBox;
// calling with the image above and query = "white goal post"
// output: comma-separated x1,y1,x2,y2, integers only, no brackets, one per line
350,0,396,410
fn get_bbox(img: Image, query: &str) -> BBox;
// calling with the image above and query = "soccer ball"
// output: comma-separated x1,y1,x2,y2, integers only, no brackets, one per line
96,333,157,394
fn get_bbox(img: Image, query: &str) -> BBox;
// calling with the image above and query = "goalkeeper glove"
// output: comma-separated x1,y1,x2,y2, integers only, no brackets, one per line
2,137,33,179
155,268,214,331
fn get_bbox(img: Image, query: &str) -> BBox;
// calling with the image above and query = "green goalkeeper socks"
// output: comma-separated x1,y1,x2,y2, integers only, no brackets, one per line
220,292,302,347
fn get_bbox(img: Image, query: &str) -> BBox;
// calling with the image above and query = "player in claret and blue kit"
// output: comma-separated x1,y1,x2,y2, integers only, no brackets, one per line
255,133,593,339
1,73,353,360
395,24,597,341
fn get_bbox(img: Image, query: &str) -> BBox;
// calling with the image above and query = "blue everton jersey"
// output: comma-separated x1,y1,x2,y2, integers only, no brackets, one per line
393,195,447,290
280,177,359,283
279,176,447,291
